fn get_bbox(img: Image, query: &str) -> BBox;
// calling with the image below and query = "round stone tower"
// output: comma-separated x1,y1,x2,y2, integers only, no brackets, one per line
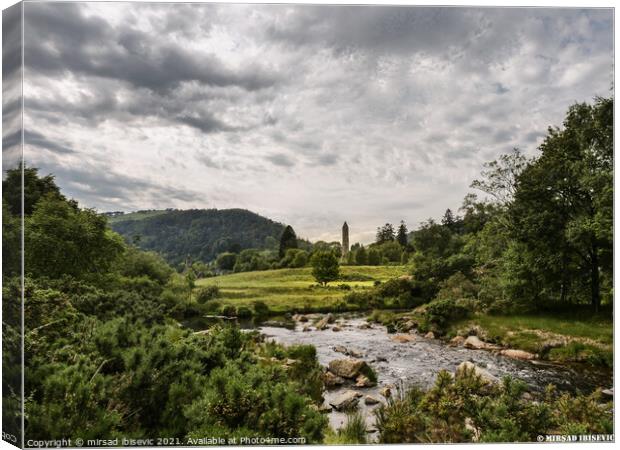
342,221,349,258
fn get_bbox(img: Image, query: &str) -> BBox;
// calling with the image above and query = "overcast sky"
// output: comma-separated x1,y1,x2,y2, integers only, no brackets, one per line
17,2,613,243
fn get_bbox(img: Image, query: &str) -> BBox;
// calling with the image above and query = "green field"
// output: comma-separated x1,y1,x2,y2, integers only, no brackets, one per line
107,210,168,223
196,265,408,313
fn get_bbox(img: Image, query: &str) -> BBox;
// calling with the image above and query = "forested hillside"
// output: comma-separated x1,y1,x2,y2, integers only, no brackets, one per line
109,209,287,267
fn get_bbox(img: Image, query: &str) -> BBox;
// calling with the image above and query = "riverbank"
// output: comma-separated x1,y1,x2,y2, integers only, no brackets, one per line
370,309,613,369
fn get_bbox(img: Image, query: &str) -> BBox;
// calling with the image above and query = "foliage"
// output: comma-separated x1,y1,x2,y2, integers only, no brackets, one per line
396,221,408,247
376,223,396,244
110,208,287,266
196,285,220,304
216,252,237,271
375,368,611,443
325,412,367,444
25,194,126,279
310,251,340,286
279,248,309,268
278,225,298,258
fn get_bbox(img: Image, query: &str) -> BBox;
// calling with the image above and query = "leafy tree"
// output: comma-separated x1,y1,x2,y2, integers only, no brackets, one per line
2,199,20,276
396,220,408,247
216,252,237,271
310,251,340,286
279,225,298,258
185,269,196,302
376,241,403,263
509,97,613,311
233,248,270,272
25,194,125,279
376,223,396,244
3,166,64,216
471,148,528,206
367,248,382,266
355,245,368,265
441,209,456,229
280,248,309,268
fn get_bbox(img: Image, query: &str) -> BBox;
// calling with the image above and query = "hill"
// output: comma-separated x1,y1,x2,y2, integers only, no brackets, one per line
109,208,287,266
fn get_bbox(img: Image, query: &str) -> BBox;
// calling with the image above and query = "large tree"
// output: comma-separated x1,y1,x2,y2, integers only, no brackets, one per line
310,251,340,286
509,97,613,311
279,225,298,258
396,221,408,247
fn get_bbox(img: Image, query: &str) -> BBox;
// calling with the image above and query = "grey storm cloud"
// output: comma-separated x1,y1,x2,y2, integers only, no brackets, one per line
23,2,278,93
16,2,613,242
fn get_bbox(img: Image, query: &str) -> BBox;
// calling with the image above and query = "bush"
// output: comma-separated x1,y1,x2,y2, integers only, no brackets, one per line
220,305,237,317
236,306,252,319
252,300,270,318
418,297,473,335
327,412,367,444
196,285,220,304
375,368,611,443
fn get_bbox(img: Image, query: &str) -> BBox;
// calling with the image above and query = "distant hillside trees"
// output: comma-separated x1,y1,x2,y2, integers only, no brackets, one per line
110,208,287,266
216,252,237,271
279,225,298,257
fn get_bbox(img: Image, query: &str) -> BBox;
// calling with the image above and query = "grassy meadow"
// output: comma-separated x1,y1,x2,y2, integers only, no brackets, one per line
196,265,408,314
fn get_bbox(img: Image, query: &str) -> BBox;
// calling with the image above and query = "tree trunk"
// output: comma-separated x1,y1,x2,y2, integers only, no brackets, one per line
590,242,600,313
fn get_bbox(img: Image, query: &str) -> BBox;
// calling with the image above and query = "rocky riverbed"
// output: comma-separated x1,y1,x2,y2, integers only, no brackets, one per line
259,314,612,440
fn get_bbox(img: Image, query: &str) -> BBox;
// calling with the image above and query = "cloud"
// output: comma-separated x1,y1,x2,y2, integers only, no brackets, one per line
19,3,613,242
266,153,295,167
24,2,279,93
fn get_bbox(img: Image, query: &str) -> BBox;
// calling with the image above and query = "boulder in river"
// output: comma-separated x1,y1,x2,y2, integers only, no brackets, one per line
355,374,376,388
379,386,392,398
464,335,500,350
391,334,416,343
500,349,537,360
315,317,330,330
424,331,436,339
328,358,373,380
449,335,466,346
323,371,346,389
457,361,499,385
358,322,372,330
329,390,362,411
332,326,342,332
302,325,311,332
364,395,380,405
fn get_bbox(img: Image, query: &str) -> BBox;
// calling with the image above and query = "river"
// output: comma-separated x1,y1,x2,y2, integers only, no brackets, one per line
258,315,612,438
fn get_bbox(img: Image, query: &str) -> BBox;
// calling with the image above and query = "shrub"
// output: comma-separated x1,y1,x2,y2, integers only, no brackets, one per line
220,305,237,317
333,412,368,444
252,301,270,318
418,298,472,335
236,306,252,319
196,285,220,304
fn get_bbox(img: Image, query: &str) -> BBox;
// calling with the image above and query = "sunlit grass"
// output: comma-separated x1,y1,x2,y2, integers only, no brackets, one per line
196,266,408,313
